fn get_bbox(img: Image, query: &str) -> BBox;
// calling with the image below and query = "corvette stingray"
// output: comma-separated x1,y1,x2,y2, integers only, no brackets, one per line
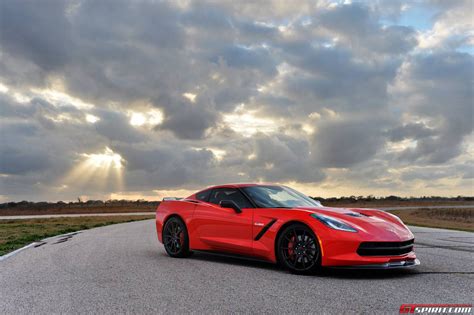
155,184,419,274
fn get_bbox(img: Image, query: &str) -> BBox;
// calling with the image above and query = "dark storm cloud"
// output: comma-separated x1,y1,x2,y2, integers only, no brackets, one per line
0,0,72,71
213,45,277,76
159,104,217,140
0,119,51,175
155,95,218,140
311,118,390,168
276,42,400,120
116,144,218,188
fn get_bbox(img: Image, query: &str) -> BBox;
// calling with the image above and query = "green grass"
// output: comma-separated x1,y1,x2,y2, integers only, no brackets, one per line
0,215,154,256
390,208,473,232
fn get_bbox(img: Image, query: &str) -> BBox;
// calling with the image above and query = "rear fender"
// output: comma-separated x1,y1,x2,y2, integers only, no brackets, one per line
156,200,197,243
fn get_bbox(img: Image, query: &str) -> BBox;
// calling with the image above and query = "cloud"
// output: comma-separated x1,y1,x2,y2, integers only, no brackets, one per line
390,52,473,163
0,0,472,201
388,123,436,142
0,0,72,72
315,2,418,55
311,117,390,168
94,109,147,143
417,0,473,51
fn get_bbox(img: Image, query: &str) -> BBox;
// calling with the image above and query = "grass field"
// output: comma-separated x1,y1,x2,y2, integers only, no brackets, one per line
322,200,474,208
0,204,157,216
390,208,474,232
0,215,154,256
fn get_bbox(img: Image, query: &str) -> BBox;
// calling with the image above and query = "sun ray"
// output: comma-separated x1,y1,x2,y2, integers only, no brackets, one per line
62,147,125,192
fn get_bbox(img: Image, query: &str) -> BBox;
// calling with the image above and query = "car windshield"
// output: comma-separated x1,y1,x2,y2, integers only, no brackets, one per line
242,185,322,208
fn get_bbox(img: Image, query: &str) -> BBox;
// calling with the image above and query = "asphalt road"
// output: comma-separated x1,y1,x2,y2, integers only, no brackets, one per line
1,220,472,314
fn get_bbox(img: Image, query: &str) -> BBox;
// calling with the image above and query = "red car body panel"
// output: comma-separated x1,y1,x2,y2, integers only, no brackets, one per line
156,184,418,267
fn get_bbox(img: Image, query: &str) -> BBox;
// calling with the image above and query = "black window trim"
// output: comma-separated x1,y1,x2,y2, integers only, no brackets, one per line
208,187,256,209
196,189,212,202
237,187,258,208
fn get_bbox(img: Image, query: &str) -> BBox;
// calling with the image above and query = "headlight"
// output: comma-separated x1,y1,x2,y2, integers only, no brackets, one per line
310,213,358,232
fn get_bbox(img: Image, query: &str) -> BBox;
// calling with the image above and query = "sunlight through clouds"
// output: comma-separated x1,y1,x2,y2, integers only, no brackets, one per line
85,114,100,123
62,147,124,191
223,104,279,137
31,88,95,110
128,109,164,128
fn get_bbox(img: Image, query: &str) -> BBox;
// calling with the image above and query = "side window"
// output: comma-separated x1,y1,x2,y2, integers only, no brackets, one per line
196,189,211,202
209,188,253,209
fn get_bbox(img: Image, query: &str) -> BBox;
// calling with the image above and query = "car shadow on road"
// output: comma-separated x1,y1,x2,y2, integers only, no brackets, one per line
316,268,418,279
186,251,283,272
186,251,419,279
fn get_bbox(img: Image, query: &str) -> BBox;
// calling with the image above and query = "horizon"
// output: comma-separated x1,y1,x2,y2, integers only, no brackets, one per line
3,193,474,204
0,0,473,202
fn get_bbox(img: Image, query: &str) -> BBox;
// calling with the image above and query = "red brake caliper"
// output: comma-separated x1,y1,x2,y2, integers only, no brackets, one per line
288,236,295,257
179,232,184,246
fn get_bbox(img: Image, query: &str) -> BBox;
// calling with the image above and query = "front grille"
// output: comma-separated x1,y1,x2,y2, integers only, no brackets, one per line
357,239,414,256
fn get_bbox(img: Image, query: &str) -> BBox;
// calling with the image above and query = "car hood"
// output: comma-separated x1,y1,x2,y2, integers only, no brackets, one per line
291,206,414,241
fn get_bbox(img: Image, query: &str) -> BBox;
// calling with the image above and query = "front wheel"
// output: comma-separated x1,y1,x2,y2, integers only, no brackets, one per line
276,223,321,274
162,217,191,258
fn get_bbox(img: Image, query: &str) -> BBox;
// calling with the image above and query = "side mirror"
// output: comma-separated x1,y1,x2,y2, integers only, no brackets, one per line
220,200,242,213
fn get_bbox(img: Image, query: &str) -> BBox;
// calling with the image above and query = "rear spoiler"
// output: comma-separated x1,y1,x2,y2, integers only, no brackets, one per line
162,197,183,201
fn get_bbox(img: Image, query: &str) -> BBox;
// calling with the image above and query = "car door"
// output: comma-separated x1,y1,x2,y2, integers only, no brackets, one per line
192,188,254,255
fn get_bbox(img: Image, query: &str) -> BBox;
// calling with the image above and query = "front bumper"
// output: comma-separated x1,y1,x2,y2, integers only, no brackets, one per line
316,226,419,267
329,258,420,269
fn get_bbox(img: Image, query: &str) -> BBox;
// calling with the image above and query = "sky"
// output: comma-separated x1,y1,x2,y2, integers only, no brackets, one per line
0,0,473,202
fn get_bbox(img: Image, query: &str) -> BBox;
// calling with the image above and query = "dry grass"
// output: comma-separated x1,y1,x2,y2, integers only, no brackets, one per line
323,200,473,208
0,215,154,256
0,205,156,216
390,208,474,232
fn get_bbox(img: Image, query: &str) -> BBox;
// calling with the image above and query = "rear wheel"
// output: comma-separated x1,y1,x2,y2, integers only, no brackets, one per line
163,217,191,258
276,223,321,274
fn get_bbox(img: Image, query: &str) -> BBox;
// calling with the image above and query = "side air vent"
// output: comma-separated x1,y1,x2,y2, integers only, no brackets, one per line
254,219,277,241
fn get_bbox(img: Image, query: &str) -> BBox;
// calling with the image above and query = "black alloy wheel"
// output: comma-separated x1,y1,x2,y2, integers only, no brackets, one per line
277,223,321,274
163,217,191,258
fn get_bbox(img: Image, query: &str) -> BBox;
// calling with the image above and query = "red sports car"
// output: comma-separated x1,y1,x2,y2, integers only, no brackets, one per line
155,184,419,274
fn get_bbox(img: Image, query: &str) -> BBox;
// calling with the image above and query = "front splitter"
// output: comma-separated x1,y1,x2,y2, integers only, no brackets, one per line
329,258,420,270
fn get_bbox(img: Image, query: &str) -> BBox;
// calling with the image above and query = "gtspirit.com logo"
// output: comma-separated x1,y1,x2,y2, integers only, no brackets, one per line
400,304,472,314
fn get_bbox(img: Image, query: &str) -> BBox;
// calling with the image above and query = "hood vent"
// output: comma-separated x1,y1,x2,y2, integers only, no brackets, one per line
345,212,371,217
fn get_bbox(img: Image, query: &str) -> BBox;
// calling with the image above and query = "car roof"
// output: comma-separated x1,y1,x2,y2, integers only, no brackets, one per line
187,183,286,199
200,183,280,190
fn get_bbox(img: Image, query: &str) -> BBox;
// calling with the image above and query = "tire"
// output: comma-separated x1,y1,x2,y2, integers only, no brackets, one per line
276,223,321,274
162,217,192,258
